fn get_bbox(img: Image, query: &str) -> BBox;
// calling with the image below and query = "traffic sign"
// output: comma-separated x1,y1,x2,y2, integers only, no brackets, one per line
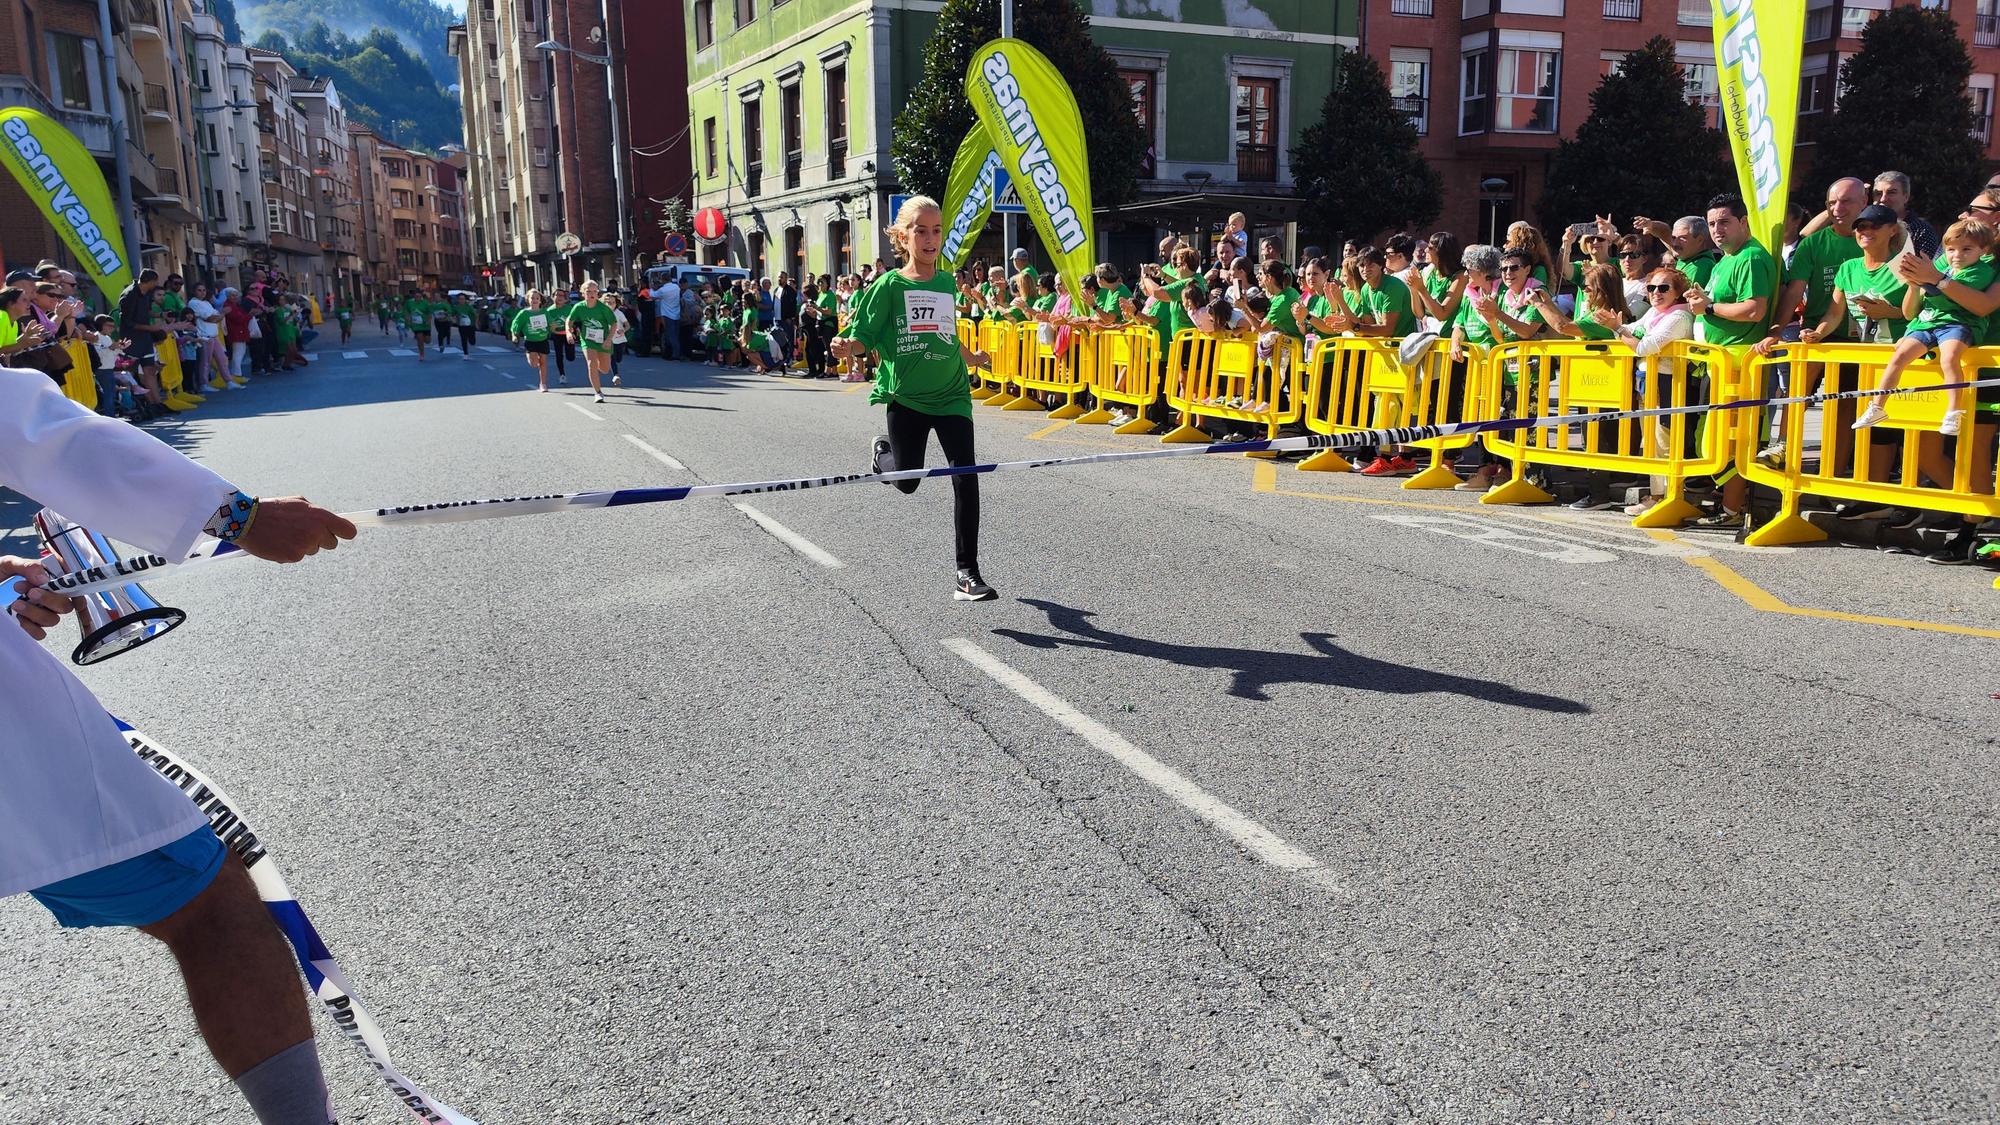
664,231,690,256
555,231,582,255
891,169,1027,224
693,208,727,244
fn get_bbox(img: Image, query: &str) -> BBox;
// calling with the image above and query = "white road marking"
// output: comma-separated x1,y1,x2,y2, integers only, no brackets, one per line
343,350,367,359
302,353,317,361
389,348,416,356
1366,511,1618,564
941,639,1321,872
477,345,510,353
621,433,688,471
732,503,844,568
566,402,604,421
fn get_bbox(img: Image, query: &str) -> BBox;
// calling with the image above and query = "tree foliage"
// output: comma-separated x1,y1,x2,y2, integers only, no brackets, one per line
1537,37,1732,232
1809,7,1984,226
892,0,1147,210
251,20,462,153
1291,50,1441,246
237,0,459,87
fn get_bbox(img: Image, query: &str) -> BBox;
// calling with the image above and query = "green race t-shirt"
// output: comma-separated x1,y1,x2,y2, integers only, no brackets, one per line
1697,240,1775,347
842,270,971,419
336,307,353,324
1784,227,1863,326
403,300,430,328
745,330,774,353
1264,287,1307,341
1831,256,1909,343
1453,289,1497,347
567,301,618,352
511,308,553,341
1908,256,1998,333
1678,250,1722,289
1354,275,1413,334
1572,291,1620,341
1095,283,1132,321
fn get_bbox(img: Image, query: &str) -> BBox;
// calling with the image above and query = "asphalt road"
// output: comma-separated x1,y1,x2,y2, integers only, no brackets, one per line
2,323,1996,1124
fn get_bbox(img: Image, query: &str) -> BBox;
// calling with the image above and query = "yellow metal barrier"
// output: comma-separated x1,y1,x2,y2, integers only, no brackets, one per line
1737,342,2000,547
957,318,982,395
1075,327,1163,434
1296,337,1415,473
1008,322,1090,418
1159,330,1305,456
975,318,1022,407
61,338,97,411
1477,339,1738,525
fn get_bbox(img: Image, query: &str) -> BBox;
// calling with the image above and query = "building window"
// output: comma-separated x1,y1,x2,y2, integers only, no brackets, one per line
1120,69,1158,177
1974,82,1994,144
1495,47,1559,132
1460,49,1490,135
1681,59,1719,108
693,0,713,50
53,35,93,110
747,231,766,277
1390,0,1434,13
1842,0,1888,37
1798,71,1828,114
742,98,763,196
241,199,255,229
1979,0,2000,47
781,81,803,189
1390,51,1430,136
734,0,754,29
1676,0,1711,24
1234,76,1278,183
829,219,849,276
785,226,804,279
391,189,412,208
824,64,847,178
704,116,718,178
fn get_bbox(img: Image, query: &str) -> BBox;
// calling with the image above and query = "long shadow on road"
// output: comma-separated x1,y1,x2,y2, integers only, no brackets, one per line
993,598,1591,713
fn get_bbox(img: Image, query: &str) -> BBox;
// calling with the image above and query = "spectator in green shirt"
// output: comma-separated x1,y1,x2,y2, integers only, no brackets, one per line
1754,177,1867,466
1636,214,1720,288
1686,192,1777,530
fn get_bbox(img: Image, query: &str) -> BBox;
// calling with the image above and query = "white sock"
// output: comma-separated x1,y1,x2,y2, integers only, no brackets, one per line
234,1039,337,1125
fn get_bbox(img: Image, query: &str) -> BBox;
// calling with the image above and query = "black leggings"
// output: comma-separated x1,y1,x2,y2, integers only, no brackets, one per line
458,326,475,353
879,400,980,571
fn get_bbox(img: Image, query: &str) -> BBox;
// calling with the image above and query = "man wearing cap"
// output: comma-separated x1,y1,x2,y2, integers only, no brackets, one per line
1009,248,1038,303
1756,177,1867,467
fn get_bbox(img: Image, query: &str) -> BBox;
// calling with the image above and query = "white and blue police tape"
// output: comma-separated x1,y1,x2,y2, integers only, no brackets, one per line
38,373,2000,603
117,718,481,1125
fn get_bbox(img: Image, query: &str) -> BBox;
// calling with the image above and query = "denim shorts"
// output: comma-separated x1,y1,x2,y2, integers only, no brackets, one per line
28,826,226,929
1903,324,1976,350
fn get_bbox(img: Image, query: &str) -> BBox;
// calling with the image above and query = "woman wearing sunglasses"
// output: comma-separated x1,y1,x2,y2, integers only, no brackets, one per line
1614,234,1664,317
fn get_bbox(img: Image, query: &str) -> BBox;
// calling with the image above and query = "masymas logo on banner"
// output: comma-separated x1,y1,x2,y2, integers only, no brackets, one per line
0,108,132,298
1711,0,1802,260
964,39,1095,306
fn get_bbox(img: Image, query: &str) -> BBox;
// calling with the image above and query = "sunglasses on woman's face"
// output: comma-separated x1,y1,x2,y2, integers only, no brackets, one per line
1499,265,1523,273
1645,284,1674,293
1618,251,1645,260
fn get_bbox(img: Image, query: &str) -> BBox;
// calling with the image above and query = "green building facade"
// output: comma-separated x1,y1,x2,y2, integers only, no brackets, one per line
686,0,1355,278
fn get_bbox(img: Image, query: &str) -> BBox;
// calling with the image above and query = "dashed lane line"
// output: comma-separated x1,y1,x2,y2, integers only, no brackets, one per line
566,402,604,421
941,638,1322,873
621,434,688,471
732,503,844,568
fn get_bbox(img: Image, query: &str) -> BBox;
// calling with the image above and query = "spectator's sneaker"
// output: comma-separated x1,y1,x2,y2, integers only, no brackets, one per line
1852,402,1889,430
1691,507,1748,530
228,377,247,387
205,379,225,391
1357,456,1395,476
1384,455,1420,475
1941,409,1966,436
1926,527,1978,564
1885,508,1930,531
1755,439,1786,462
1568,495,1619,511
1624,496,1663,517
953,568,997,602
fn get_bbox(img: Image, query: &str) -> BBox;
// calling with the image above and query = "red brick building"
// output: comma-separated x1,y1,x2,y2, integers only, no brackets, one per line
1361,0,2000,244
546,0,620,283
610,0,691,265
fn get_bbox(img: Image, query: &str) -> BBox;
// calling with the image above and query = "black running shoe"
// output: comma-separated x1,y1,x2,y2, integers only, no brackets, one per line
871,435,893,479
954,568,996,602
1926,528,1978,565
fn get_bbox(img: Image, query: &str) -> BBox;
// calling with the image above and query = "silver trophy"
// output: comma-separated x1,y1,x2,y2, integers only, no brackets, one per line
33,507,185,665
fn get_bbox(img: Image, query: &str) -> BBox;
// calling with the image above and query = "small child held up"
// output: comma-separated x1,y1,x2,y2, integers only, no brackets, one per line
1857,218,1997,436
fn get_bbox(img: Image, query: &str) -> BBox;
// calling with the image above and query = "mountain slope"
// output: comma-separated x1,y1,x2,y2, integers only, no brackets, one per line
232,0,459,88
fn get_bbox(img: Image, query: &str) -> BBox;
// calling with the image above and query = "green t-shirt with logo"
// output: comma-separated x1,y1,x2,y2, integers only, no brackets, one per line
1354,275,1413,334
1831,256,1908,343
1095,283,1132,321
567,301,618,353
1264,286,1307,341
1697,240,1775,347
403,299,430,328
511,307,554,342
842,270,970,419
1907,255,1997,335
336,306,353,324
1573,290,1620,341
1678,250,1722,289
1784,227,1863,327
1453,289,1497,347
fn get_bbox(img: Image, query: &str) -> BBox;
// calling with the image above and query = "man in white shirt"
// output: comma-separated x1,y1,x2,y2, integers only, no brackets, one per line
2,364,355,1124
655,276,682,361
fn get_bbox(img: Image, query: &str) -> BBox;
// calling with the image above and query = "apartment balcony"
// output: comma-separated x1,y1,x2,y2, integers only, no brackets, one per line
143,166,198,222
1602,0,1640,17
784,149,802,191
1391,94,1428,136
1389,0,1433,14
1979,13,2000,48
745,163,762,198
126,139,159,196
828,138,847,180
143,83,173,122
0,78,117,157
1236,144,1277,184
1978,113,1993,146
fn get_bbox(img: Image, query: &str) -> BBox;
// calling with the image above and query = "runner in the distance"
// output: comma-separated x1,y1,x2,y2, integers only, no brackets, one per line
565,280,617,404
402,289,431,362
831,195,997,602
510,288,555,392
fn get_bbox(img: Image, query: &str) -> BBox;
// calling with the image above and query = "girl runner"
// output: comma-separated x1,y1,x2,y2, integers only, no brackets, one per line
606,292,628,385
404,290,431,361
511,289,555,392
831,196,997,601
565,280,617,403
430,288,456,354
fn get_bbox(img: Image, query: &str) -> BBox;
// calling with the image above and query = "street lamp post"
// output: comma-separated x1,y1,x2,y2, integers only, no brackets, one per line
536,35,631,288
